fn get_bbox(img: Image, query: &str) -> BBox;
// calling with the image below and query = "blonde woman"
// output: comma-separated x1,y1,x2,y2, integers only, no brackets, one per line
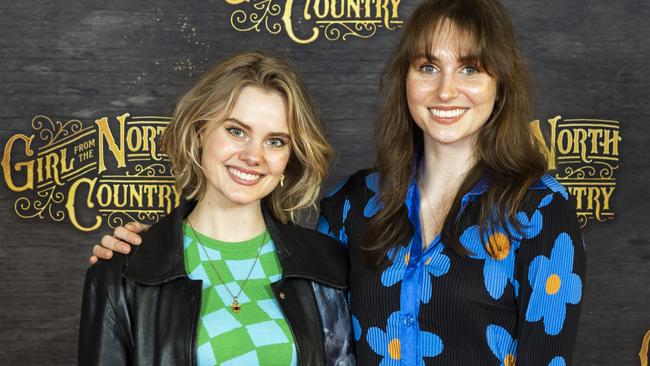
78,52,355,365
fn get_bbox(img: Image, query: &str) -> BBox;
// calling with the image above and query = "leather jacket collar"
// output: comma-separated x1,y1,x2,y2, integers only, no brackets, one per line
123,199,348,289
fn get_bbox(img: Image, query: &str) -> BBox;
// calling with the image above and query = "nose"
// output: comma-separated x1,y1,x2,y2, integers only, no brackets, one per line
239,140,262,166
436,73,460,102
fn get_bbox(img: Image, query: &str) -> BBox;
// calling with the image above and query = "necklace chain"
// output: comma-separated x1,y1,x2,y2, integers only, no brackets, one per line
187,220,267,313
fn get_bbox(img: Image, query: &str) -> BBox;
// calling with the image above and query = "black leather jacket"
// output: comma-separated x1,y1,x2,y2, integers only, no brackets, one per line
78,200,356,365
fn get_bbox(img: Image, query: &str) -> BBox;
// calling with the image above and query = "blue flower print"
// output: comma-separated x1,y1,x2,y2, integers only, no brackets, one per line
420,244,451,303
367,312,442,365
364,172,383,217
338,225,348,244
316,216,348,245
538,193,554,208
486,324,517,366
380,242,450,303
548,356,566,366
347,292,362,341
460,208,544,299
540,174,569,200
336,197,351,244
316,216,336,239
381,245,410,287
525,232,582,335
351,314,362,341
460,225,521,300
315,196,351,245
515,209,543,240
342,197,351,222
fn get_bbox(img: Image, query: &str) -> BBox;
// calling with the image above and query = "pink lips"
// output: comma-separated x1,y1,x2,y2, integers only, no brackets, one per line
429,106,468,125
226,166,265,187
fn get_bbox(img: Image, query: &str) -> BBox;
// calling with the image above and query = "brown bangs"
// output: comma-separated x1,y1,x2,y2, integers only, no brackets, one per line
404,1,496,76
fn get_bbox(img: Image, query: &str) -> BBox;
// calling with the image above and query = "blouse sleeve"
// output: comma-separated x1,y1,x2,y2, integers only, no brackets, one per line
317,176,353,247
515,190,587,366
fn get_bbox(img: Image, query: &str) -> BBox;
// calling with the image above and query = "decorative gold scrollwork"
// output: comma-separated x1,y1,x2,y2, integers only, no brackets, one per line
559,165,597,180
31,115,83,147
14,186,65,221
128,163,169,177
106,210,163,229
323,21,378,41
575,213,588,228
137,211,162,222
231,0,282,34
107,211,138,229
594,160,618,179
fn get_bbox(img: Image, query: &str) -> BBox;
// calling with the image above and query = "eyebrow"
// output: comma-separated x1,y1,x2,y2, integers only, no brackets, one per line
224,118,291,139
412,53,481,65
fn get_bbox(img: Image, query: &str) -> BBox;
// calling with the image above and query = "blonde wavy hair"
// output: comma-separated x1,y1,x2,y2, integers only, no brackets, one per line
162,51,332,223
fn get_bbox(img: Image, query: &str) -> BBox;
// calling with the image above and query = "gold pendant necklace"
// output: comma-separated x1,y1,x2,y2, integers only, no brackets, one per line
187,220,267,313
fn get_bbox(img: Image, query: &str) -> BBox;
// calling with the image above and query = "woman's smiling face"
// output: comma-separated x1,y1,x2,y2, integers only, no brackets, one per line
200,85,291,207
406,21,498,149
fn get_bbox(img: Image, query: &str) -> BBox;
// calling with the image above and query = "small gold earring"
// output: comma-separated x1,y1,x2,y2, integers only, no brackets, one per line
280,174,285,187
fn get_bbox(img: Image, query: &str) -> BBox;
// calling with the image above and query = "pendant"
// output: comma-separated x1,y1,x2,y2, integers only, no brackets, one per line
231,297,241,313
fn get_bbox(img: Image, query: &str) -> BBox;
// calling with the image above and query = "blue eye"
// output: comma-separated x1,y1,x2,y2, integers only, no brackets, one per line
461,65,480,75
420,64,437,74
266,137,287,148
226,127,245,138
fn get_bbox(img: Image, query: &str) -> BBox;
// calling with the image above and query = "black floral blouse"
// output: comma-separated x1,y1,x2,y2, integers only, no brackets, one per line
317,169,586,366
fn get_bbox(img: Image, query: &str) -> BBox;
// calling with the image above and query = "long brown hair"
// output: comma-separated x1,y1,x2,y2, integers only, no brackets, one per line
364,0,547,266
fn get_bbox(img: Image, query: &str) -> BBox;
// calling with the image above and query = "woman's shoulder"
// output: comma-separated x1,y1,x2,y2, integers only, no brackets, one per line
528,173,570,197
514,174,586,278
84,209,182,293
321,168,379,211
323,168,376,198
520,173,573,213
319,168,379,231
512,174,582,252
280,218,346,246
273,220,349,288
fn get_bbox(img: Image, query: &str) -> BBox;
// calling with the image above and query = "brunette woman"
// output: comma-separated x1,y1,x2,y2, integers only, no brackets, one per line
318,1,585,364
78,52,355,365
93,0,586,364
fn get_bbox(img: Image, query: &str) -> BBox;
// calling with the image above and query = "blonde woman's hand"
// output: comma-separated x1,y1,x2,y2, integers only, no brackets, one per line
89,221,151,264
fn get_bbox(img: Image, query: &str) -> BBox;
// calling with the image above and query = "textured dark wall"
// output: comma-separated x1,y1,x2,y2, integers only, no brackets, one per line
0,0,648,365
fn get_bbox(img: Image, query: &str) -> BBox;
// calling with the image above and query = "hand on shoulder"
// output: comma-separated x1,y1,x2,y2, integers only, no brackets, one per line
89,221,150,264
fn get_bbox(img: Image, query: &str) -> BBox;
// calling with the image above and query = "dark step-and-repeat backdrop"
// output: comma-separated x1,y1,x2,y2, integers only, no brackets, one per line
0,1,647,365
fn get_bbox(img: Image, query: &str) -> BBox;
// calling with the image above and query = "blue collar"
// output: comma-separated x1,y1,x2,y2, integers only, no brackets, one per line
466,175,490,197
408,170,491,229
409,170,490,198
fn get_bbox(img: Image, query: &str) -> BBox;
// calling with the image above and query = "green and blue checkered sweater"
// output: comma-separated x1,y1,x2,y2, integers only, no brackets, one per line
183,224,297,366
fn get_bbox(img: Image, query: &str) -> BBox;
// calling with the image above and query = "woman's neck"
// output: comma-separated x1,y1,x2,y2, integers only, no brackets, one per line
187,194,266,242
419,137,476,194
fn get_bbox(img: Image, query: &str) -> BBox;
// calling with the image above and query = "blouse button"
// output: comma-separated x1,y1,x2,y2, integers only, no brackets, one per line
279,292,286,299
402,314,414,326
